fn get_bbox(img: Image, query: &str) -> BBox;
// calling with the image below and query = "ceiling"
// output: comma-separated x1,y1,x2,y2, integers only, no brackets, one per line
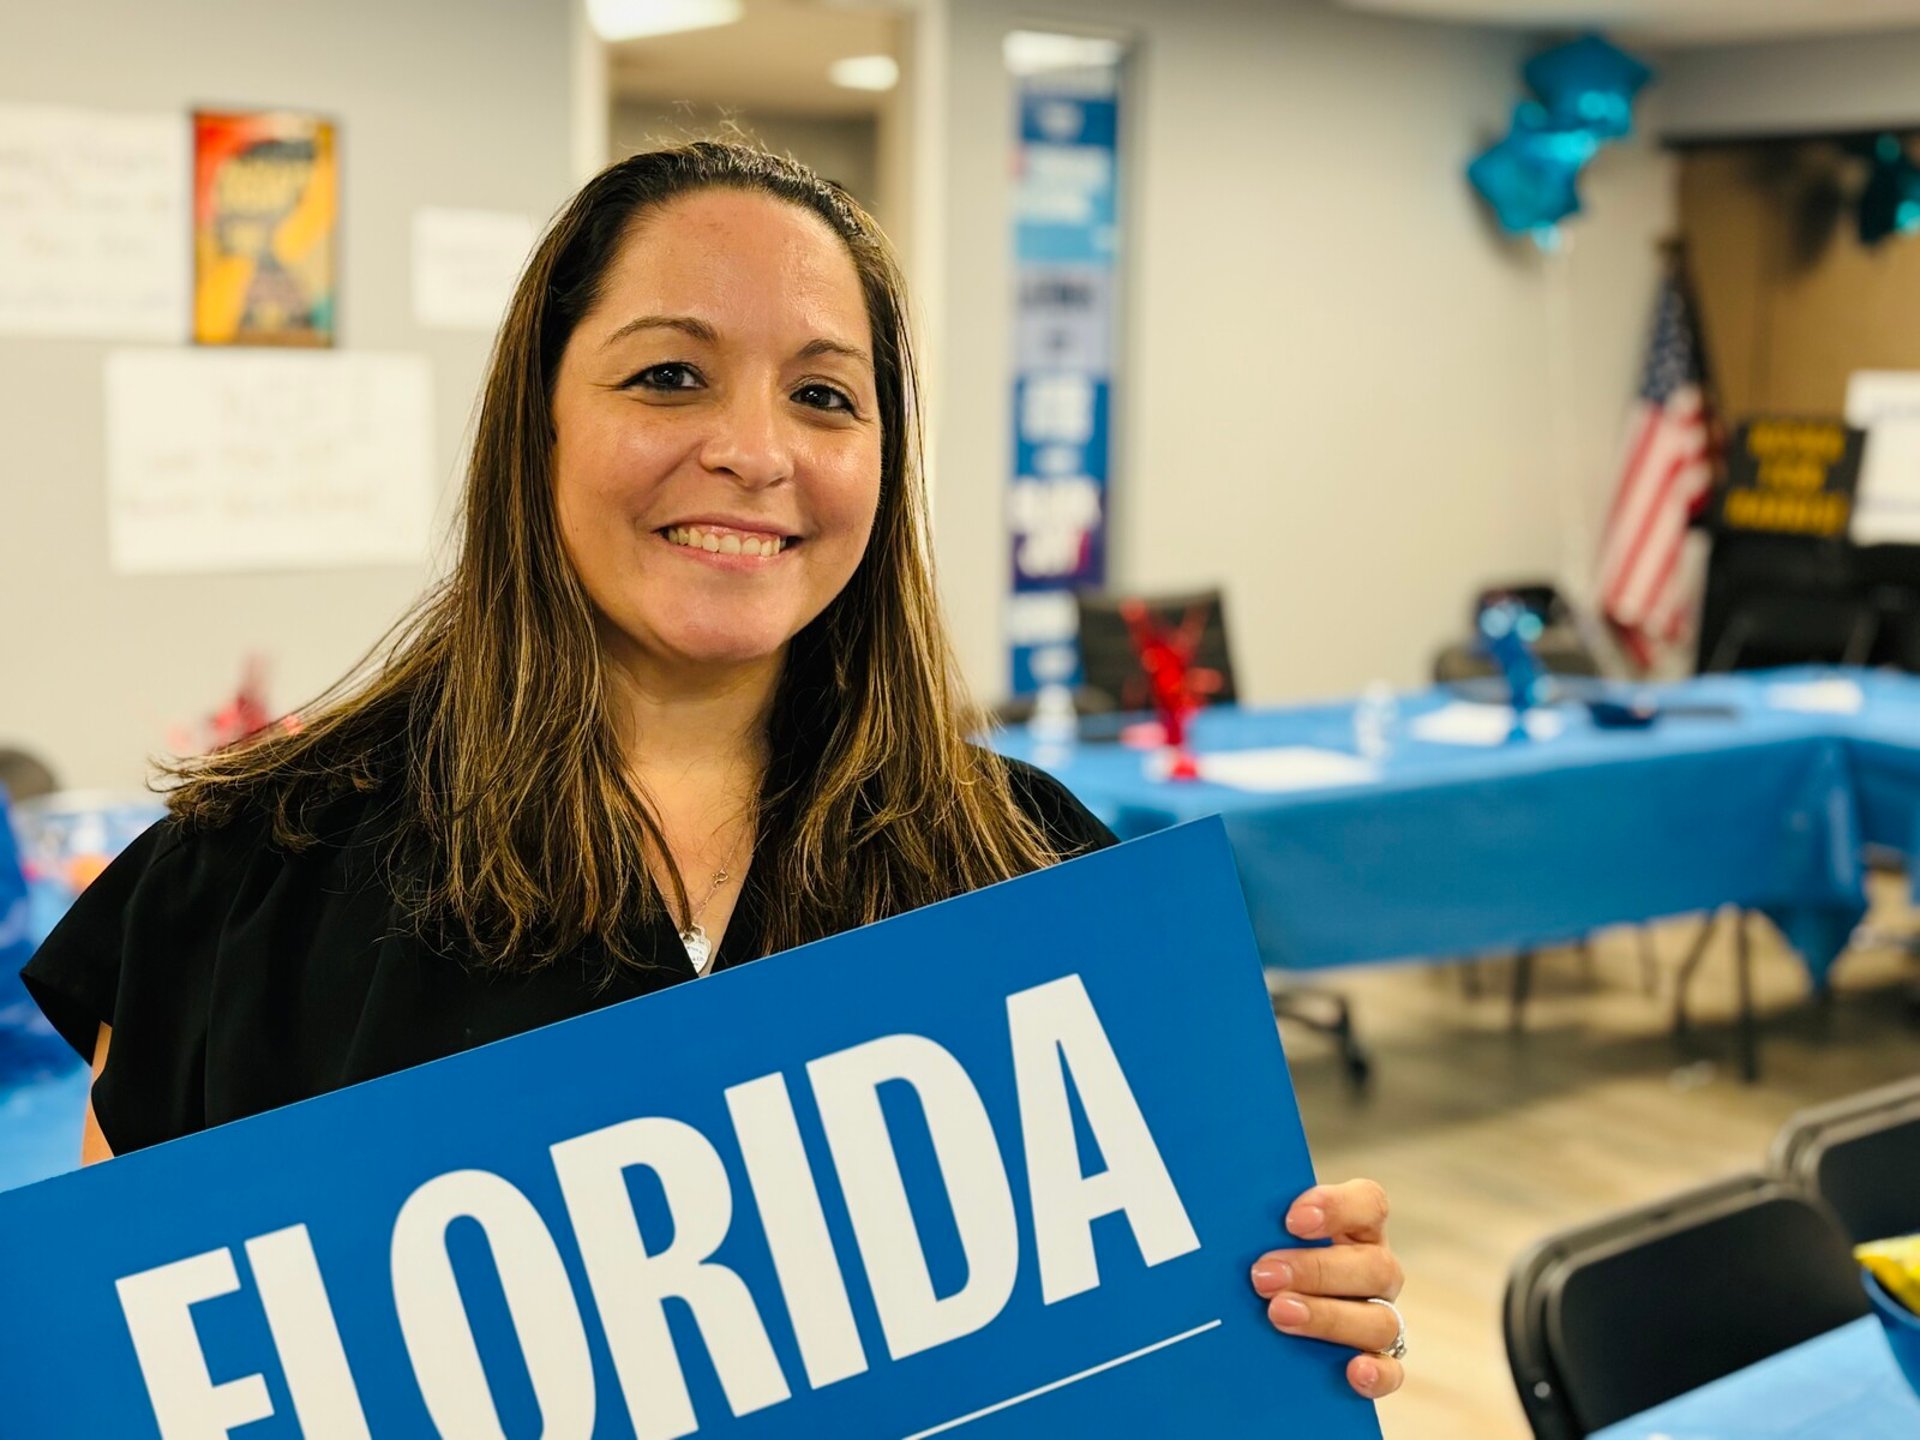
1339,0,1920,46
608,0,903,117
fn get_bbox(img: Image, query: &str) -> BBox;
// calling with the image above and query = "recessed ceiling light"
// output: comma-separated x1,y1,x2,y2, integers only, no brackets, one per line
587,0,743,42
829,54,900,91
1003,30,1125,77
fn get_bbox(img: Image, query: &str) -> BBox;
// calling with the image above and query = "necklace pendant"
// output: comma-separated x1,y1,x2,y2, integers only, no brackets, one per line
679,924,713,976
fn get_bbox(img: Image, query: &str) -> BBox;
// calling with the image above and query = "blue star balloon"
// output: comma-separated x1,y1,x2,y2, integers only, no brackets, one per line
1859,133,1920,247
1467,103,1595,234
1524,34,1653,141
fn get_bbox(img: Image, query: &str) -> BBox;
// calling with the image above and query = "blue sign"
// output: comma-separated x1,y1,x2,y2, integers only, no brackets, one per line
1009,63,1125,696
0,788,34,1019
0,820,1380,1439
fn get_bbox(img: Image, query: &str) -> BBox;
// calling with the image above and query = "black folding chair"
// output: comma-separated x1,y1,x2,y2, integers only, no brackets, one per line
1504,1174,1868,1438
1771,1076,1920,1244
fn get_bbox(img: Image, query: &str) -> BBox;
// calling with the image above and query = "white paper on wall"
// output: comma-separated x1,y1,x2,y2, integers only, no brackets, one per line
1845,370,1920,545
0,103,189,339
411,207,538,330
105,349,436,574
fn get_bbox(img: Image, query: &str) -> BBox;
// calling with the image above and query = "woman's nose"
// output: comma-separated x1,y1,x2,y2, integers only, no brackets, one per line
699,391,795,489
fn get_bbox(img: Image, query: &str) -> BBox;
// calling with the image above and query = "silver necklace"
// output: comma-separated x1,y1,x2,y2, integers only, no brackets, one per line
678,849,740,977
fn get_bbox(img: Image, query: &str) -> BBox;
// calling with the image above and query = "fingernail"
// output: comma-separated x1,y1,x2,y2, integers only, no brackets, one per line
1250,1259,1290,1295
1287,1204,1325,1237
1271,1296,1310,1327
1354,1360,1379,1392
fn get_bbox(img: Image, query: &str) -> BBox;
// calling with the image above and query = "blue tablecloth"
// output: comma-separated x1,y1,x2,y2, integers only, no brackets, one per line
996,669,1920,986
1592,1317,1920,1439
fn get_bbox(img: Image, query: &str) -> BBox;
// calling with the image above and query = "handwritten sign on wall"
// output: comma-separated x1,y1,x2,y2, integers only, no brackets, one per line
105,349,437,574
0,103,189,340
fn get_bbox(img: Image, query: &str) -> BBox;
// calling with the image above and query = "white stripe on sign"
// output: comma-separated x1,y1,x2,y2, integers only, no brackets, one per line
898,1319,1225,1439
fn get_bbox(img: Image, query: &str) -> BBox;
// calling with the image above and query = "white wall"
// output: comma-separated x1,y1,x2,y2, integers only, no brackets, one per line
1661,27,1920,138
0,0,577,792
924,0,1675,704
611,101,883,219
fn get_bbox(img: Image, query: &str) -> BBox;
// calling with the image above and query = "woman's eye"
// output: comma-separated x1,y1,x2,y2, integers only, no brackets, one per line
794,382,854,413
629,363,702,391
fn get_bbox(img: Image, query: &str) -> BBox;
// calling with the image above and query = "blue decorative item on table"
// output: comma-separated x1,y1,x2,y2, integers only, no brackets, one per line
1476,597,1548,740
1467,33,1655,240
1865,1271,1920,1400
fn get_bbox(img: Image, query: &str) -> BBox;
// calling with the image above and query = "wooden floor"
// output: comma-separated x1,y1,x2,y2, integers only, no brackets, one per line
1280,876,1920,1440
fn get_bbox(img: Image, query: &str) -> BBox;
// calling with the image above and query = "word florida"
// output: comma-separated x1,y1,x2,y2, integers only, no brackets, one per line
116,974,1202,1439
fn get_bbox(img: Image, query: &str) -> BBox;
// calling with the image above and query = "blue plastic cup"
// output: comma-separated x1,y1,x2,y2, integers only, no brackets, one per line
1865,1271,1920,1400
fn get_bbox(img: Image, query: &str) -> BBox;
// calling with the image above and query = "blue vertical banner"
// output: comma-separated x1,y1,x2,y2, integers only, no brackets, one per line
1007,38,1127,695
0,788,35,1019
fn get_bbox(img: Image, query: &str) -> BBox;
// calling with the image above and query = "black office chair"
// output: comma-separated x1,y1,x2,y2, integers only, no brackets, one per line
1073,588,1238,713
1703,591,1880,672
1504,1174,1868,1438
1431,583,1639,1025
0,747,59,804
1071,588,1372,1087
1431,580,1605,687
1771,1076,1920,1244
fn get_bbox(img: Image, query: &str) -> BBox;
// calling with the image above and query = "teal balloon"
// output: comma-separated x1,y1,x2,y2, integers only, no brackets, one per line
1859,134,1920,246
1467,103,1593,234
1524,34,1653,141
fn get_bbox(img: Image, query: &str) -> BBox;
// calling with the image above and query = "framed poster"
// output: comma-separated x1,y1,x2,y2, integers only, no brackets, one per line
193,109,337,346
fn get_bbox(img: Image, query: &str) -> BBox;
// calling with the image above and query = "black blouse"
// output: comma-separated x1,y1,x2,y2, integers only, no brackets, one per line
22,758,1115,1158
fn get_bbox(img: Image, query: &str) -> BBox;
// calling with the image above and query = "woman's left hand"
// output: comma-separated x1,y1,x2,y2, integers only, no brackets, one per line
1249,1178,1405,1400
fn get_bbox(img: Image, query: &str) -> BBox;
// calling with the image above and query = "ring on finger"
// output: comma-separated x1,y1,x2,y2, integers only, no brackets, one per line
1365,1296,1408,1361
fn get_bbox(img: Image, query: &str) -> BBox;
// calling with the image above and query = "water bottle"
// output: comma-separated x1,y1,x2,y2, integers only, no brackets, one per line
1353,681,1398,762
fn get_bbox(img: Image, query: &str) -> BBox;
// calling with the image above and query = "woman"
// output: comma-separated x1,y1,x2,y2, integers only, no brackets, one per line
24,143,1405,1399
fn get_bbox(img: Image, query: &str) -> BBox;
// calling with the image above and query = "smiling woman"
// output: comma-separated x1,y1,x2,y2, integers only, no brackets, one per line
20,141,1404,1403
22,140,1094,1138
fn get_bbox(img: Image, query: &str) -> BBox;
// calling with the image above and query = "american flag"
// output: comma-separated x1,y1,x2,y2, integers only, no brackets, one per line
1596,269,1716,669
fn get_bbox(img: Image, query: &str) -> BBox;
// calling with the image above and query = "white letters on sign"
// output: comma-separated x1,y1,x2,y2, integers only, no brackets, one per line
551,1117,791,1440
1008,975,1202,1302
113,974,1196,1437
809,1033,1022,1361
390,1169,597,1439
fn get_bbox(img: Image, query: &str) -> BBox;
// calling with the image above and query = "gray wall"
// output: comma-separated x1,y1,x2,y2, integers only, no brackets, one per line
1662,27,1920,138
926,0,1675,701
0,0,576,792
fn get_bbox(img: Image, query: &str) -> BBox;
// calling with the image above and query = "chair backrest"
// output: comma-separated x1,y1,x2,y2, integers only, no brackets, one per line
1771,1076,1920,1244
1704,591,1879,672
0,748,59,804
1504,1173,1868,1438
1073,589,1237,712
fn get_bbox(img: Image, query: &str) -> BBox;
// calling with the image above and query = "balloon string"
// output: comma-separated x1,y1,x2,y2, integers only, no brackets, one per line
1540,235,1594,613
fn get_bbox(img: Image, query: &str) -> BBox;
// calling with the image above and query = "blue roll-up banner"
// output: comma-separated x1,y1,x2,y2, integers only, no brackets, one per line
0,788,34,1017
1008,49,1126,696
0,819,1380,1439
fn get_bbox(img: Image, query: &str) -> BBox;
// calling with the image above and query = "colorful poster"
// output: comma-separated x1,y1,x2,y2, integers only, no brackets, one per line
0,820,1380,1440
193,110,337,346
1007,44,1126,695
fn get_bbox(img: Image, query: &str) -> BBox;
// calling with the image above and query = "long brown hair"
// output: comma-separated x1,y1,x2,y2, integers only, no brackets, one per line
165,142,1067,974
